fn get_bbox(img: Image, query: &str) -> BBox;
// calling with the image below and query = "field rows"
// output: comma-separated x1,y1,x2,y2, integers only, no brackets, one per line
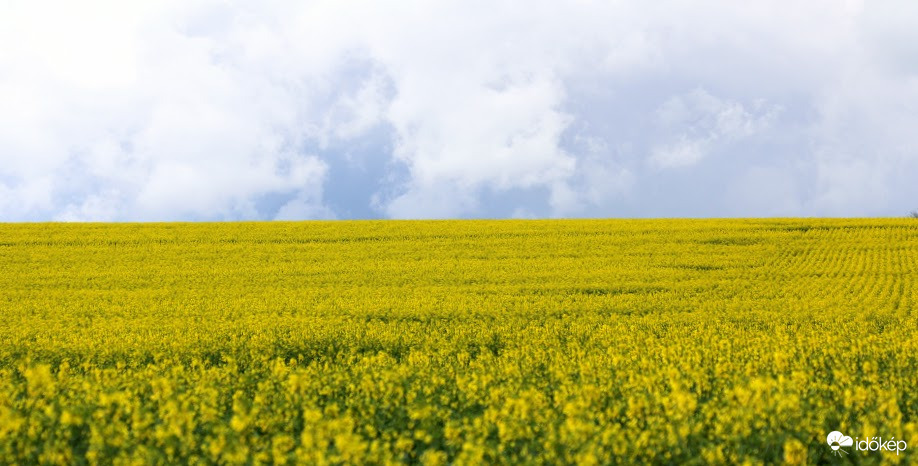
1,219,916,464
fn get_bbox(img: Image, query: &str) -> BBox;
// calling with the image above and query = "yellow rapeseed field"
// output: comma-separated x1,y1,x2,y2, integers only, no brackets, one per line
1,219,916,464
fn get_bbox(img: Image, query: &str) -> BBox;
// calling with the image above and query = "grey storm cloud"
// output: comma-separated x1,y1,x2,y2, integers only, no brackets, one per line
1,0,917,221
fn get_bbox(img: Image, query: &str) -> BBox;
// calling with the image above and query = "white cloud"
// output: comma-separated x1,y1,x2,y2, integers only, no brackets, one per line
650,89,780,169
382,75,576,218
0,1,342,221
1,0,917,220
549,135,634,216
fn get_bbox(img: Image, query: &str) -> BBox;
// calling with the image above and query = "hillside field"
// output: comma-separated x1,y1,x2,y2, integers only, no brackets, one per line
1,219,916,464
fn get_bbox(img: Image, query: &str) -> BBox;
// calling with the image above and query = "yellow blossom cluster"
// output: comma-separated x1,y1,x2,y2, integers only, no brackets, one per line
0,219,916,464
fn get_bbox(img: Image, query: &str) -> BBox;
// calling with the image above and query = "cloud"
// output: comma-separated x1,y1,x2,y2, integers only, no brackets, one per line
649,89,781,169
0,1,351,221
382,76,576,218
1,1,917,220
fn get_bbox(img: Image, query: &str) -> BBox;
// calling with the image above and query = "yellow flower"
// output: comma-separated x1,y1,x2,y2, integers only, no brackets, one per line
782,438,807,465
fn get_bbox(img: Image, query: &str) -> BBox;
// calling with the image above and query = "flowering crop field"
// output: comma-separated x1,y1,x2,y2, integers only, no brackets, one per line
1,219,916,464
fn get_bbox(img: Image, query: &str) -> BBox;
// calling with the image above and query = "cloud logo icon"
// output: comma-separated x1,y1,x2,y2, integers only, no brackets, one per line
827,431,853,455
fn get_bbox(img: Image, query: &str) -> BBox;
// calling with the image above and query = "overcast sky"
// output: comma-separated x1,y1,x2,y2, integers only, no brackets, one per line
1,1,917,221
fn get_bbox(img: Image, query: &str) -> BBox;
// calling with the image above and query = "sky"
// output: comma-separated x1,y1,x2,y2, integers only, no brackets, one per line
1,0,917,221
